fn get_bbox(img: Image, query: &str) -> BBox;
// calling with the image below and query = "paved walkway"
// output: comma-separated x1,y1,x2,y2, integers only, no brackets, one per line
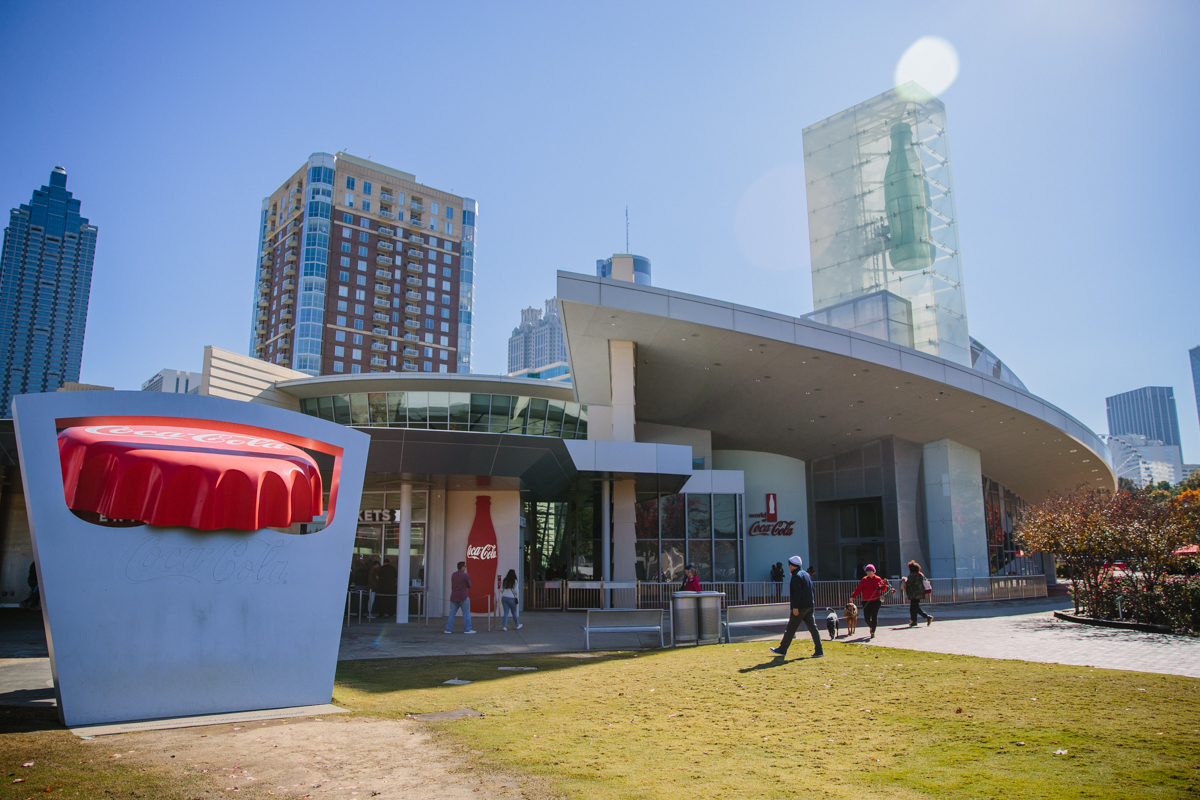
4,599,1198,707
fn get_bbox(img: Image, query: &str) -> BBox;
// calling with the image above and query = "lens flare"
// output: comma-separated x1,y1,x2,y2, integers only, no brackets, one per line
894,36,959,99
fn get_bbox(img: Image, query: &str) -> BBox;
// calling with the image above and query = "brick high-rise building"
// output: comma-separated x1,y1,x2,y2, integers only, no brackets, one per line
251,153,476,376
0,167,97,415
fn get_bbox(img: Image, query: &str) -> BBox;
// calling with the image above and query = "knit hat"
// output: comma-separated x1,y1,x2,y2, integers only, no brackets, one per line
788,556,803,567
864,564,876,572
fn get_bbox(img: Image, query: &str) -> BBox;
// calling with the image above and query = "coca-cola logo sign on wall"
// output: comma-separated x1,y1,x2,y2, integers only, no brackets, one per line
83,425,292,451
467,543,497,560
747,510,795,536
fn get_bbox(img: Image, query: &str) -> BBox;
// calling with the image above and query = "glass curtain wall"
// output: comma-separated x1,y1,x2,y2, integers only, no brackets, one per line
525,479,600,580
352,489,428,583
803,83,970,366
983,477,1035,576
635,491,741,582
300,391,588,438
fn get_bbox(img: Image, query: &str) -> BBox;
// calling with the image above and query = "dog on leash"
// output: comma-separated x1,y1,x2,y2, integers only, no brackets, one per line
843,601,859,636
825,608,839,640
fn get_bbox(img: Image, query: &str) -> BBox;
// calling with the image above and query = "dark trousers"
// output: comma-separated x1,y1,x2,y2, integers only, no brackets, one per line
777,607,823,656
864,599,882,633
909,598,931,624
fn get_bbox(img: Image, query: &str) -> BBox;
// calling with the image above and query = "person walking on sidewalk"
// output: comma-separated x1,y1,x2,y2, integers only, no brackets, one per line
681,565,702,592
849,564,891,638
904,560,934,627
500,569,522,631
770,556,824,659
444,561,476,634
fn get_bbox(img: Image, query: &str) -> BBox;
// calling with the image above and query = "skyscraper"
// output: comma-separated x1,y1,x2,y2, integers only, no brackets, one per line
0,167,97,415
802,83,970,366
507,298,570,382
251,153,476,376
1190,345,1200,432
141,369,199,394
1106,386,1181,448
596,254,651,285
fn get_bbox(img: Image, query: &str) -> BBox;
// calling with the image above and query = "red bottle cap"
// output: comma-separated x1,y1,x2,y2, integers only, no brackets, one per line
58,424,323,531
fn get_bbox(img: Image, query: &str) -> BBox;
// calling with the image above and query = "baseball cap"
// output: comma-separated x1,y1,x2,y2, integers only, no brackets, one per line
788,556,803,567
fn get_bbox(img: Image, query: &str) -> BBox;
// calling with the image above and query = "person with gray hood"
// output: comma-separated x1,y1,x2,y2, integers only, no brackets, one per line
770,555,824,659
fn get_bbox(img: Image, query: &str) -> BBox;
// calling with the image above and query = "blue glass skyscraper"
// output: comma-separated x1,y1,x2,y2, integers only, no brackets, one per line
0,168,97,416
1190,346,1200,435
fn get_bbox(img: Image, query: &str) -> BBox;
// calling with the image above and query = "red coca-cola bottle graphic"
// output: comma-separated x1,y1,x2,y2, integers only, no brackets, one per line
465,495,498,612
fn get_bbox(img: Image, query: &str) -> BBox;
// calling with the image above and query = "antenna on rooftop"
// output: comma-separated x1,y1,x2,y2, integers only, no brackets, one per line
625,206,629,253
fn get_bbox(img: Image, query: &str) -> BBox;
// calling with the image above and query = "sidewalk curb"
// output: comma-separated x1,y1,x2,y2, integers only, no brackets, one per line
1052,611,1173,634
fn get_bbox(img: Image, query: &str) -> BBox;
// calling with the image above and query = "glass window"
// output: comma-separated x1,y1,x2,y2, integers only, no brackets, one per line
340,256,350,267
332,394,351,424
352,334,363,345
526,398,548,436
317,395,334,421
358,246,368,257
635,493,658,539
353,318,364,329
333,362,344,373
660,494,685,539
426,392,449,429
660,541,686,582
388,392,407,425
356,275,366,286
714,540,738,581
346,177,356,190
446,206,455,219
341,242,351,253
635,542,659,582
406,392,428,427
713,495,738,538
359,231,369,243
368,393,388,425
333,346,344,357
469,394,491,430
448,392,470,430
431,202,439,215
351,364,361,374
334,330,346,342
544,400,565,437
508,396,528,434
489,395,512,433
687,495,711,539
362,181,372,196
342,212,353,223
336,314,346,326
562,402,580,438
345,193,354,207
688,541,713,581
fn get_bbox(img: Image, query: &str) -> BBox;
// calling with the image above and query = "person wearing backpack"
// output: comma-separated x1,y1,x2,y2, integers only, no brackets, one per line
904,560,934,627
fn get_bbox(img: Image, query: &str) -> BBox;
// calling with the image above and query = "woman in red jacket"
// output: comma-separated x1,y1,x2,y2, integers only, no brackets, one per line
849,564,891,638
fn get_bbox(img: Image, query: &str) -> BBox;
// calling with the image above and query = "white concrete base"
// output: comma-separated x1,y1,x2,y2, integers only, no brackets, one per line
69,703,347,737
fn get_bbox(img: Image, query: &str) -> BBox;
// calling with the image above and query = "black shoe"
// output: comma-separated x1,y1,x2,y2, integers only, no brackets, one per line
812,652,824,659
769,647,785,656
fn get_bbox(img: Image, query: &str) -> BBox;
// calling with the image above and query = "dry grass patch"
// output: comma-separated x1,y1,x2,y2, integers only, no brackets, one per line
334,642,1200,799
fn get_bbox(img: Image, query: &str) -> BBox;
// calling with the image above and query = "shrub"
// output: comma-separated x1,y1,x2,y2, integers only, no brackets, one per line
1080,574,1200,632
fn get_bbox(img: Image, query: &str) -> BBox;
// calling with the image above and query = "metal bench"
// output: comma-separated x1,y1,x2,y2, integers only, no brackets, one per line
581,609,664,650
723,602,792,643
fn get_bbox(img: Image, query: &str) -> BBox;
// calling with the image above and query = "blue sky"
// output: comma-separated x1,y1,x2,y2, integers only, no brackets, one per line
2,1,1199,458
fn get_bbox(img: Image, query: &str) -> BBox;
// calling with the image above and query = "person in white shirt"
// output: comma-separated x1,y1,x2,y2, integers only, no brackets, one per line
500,569,522,631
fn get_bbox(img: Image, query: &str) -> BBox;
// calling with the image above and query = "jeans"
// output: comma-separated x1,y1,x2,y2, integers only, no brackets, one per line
864,599,882,633
909,598,931,624
445,598,472,632
501,596,519,627
777,607,823,656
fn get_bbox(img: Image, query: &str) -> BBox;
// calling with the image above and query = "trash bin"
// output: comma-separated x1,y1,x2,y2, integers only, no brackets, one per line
696,591,725,643
672,591,699,645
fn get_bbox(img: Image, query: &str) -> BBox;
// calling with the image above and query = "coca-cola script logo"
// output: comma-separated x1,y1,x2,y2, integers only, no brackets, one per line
466,543,497,560
121,535,290,585
748,511,795,537
83,426,292,451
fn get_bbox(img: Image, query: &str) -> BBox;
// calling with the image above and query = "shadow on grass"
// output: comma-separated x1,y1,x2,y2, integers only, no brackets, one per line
737,657,797,673
336,650,644,693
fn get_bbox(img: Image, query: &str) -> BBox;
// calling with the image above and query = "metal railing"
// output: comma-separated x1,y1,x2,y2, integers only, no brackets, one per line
345,587,430,627
526,575,1046,611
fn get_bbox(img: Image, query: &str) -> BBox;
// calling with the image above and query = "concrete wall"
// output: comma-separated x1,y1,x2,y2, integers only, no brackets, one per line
922,439,989,579
712,450,807,582
442,489,520,615
0,468,31,606
199,346,304,410
635,421,712,467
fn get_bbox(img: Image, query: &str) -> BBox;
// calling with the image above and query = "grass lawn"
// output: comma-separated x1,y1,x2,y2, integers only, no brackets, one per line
334,641,1200,799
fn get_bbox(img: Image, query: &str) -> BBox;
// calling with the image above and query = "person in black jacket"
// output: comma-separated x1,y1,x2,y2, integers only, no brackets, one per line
770,555,823,659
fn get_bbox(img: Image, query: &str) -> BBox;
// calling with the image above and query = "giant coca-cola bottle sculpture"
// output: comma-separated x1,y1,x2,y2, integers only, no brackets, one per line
465,495,498,612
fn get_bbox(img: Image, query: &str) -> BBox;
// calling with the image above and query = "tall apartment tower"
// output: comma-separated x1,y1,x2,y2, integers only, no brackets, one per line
1106,386,1182,448
251,153,477,376
507,298,570,382
802,83,970,366
0,167,97,415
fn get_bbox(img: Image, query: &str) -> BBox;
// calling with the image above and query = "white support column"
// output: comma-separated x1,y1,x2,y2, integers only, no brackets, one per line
396,483,413,624
609,340,636,442
612,479,637,581
600,479,611,608
921,439,989,579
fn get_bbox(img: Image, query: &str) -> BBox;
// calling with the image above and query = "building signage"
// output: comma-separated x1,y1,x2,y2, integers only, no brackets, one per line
465,495,499,609
358,508,402,523
749,493,794,536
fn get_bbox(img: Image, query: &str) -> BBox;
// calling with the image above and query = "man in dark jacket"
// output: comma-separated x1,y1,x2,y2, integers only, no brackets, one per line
770,555,823,659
